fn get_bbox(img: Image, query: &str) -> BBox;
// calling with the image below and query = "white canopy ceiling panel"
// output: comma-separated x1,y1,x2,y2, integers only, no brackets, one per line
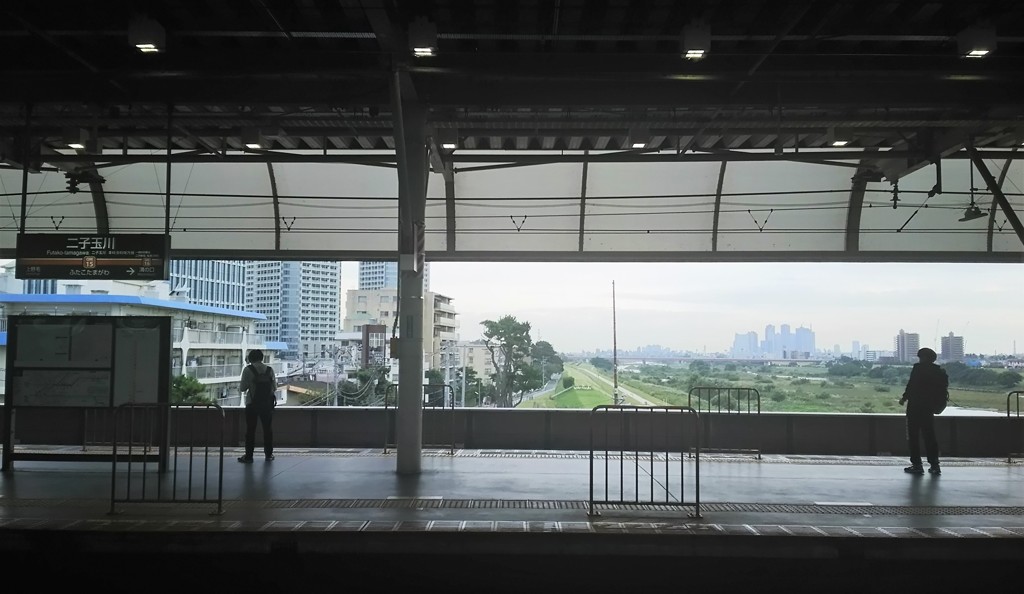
0,166,96,249
582,161,720,252
990,158,1024,253
424,170,448,252
716,160,854,252
447,161,584,252
273,162,398,252
97,158,278,251
859,160,997,253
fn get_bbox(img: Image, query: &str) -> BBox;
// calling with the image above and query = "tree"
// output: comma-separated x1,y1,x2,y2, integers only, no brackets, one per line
354,366,392,404
424,368,447,406
424,368,445,385
334,379,364,406
171,375,212,405
481,315,534,408
532,340,564,378
997,371,1023,389
452,366,481,406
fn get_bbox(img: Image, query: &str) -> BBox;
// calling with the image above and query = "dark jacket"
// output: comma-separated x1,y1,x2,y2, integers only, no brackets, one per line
902,362,948,416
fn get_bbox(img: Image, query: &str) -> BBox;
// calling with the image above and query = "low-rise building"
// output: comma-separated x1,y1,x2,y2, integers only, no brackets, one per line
0,292,287,406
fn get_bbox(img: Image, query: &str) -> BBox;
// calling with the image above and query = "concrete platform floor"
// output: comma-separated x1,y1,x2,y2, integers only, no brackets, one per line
2,448,1023,593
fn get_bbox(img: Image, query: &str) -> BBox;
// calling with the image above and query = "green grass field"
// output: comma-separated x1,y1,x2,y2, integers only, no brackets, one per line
518,366,616,408
564,362,1017,414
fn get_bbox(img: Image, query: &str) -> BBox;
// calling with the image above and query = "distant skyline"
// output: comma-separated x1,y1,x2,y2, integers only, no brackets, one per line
4,259,1019,356
373,261,1022,356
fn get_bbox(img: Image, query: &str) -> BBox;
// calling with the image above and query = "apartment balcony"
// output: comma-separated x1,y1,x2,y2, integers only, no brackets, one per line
434,301,457,314
174,363,244,382
173,328,266,348
173,361,286,383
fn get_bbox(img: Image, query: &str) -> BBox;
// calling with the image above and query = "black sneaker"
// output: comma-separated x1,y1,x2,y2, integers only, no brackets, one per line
237,456,253,464
265,454,275,461
928,466,941,475
904,465,924,475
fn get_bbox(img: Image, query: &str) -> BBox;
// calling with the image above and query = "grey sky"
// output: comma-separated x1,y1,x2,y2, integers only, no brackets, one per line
358,261,1023,356
3,258,1018,355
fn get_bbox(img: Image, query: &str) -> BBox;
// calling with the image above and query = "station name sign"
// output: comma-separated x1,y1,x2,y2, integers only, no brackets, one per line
15,233,170,280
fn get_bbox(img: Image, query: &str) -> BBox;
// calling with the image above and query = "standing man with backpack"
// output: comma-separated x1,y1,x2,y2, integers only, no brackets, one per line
238,349,277,463
899,347,948,476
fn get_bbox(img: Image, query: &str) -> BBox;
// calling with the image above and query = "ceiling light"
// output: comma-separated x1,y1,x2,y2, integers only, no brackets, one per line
129,15,165,53
409,17,437,58
63,128,87,150
241,128,263,150
436,128,457,150
681,20,710,61
629,128,650,149
826,127,849,147
957,23,996,58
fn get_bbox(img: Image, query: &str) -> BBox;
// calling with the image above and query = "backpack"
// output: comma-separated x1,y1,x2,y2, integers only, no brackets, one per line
248,364,276,407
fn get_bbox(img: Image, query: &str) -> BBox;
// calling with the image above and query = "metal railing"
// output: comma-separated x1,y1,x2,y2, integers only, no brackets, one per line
588,405,701,518
687,386,762,459
688,386,762,414
383,383,456,455
1008,391,1024,463
109,403,225,516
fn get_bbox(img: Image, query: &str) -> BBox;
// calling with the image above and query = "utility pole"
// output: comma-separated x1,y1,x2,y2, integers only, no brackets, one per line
333,346,340,407
460,344,467,407
443,344,451,407
612,280,621,405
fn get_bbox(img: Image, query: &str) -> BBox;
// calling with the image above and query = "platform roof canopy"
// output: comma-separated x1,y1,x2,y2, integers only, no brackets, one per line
0,0,1022,263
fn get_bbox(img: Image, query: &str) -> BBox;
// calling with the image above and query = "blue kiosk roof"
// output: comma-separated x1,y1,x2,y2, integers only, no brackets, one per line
0,294,267,320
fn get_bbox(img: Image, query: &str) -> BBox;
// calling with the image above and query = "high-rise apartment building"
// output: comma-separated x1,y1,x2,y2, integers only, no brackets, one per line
794,326,815,357
894,329,920,363
941,332,965,361
757,323,806,358
169,260,246,310
778,324,792,357
762,324,776,356
21,278,56,294
731,332,759,357
358,261,430,290
245,261,340,359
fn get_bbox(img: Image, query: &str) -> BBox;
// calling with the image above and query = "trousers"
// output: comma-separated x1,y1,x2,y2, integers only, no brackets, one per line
244,404,274,458
906,412,939,468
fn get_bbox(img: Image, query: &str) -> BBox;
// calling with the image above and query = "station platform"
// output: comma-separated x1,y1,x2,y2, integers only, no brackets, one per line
2,448,1022,593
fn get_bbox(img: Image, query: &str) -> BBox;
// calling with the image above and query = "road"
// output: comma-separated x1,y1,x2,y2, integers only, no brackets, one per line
568,365,659,406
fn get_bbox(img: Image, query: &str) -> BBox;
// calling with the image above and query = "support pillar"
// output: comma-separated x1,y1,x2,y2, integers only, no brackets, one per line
392,72,427,475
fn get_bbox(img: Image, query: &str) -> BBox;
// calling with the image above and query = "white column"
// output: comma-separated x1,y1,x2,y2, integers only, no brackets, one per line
393,79,426,476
